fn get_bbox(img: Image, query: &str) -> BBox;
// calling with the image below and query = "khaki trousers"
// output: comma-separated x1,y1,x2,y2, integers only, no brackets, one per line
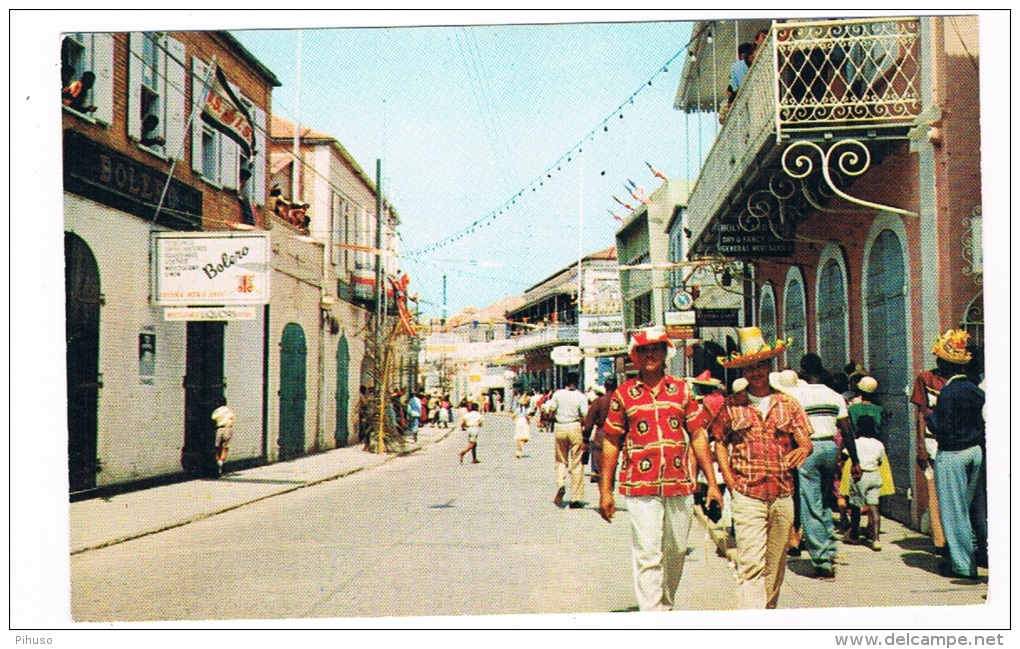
554,421,585,502
731,490,795,609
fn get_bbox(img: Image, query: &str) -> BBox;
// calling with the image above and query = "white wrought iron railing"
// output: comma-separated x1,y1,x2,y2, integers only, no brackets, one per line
686,17,921,246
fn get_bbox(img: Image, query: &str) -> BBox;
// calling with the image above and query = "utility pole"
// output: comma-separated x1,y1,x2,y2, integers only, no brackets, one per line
374,159,384,454
441,274,447,326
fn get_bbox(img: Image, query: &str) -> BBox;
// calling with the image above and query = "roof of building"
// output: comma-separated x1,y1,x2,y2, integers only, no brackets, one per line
268,114,399,224
512,246,618,308
444,294,527,330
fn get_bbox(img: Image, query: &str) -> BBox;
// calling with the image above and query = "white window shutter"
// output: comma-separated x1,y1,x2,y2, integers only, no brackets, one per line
252,106,267,205
222,138,239,190
91,33,114,125
164,36,187,160
191,57,207,174
127,32,143,141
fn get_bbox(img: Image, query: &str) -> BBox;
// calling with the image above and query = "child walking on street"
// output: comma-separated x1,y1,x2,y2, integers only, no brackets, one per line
211,399,236,476
458,402,483,464
514,412,532,458
846,415,886,550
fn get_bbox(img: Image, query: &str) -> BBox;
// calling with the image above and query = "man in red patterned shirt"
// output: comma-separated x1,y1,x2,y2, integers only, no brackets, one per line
599,327,722,611
711,327,813,609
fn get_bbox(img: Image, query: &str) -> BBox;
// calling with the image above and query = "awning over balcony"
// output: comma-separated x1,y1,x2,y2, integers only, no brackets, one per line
675,19,774,113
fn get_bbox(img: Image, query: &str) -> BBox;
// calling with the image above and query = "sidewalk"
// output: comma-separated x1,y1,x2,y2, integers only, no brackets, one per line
691,504,990,610
69,423,455,555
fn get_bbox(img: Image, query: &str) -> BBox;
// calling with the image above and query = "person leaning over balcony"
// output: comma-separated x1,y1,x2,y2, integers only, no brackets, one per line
729,43,756,100
711,328,813,609
599,327,722,611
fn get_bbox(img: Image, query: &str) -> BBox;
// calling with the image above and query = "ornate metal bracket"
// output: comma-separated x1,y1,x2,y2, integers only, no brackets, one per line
782,139,918,216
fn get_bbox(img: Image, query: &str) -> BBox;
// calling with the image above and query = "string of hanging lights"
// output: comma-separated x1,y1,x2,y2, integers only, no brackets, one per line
404,24,709,258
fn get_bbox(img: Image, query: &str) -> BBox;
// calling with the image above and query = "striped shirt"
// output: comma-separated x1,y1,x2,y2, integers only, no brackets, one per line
604,375,707,497
710,390,812,501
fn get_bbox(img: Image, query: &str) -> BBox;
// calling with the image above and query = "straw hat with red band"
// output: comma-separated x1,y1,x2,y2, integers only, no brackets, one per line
627,326,676,362
717,326,792,369
931,329,972,365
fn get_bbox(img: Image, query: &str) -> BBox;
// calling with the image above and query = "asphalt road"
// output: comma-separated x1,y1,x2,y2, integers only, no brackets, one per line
70,414,730,622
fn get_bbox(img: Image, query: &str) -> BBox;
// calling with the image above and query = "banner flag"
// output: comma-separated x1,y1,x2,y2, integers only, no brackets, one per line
202,65,256,159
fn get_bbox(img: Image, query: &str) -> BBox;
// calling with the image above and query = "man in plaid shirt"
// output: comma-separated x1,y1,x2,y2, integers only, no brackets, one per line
599,327,722,611
711,327,813,609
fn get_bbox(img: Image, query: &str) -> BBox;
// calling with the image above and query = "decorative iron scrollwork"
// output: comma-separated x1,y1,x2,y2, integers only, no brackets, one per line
781,139,917,216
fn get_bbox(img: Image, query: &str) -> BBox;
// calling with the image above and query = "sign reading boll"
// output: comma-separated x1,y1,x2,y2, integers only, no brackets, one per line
153,232,271,307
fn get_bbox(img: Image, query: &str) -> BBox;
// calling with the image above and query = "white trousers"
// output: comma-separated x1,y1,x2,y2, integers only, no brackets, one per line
730,490,795,609
624,494,694,611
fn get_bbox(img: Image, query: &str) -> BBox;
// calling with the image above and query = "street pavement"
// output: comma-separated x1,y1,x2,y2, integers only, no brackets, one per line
69,412,991,623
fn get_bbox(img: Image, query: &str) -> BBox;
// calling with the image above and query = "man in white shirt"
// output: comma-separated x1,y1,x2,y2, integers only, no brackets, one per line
771,368,860,580
545,372,589,509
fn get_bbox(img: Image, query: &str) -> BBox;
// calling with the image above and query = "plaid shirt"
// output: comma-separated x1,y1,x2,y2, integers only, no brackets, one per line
604,375,707,497
710,390,812,501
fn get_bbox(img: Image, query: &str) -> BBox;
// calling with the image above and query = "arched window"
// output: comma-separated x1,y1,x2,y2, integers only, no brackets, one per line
816,246,849,374
759,283,777,344
783,267,807,370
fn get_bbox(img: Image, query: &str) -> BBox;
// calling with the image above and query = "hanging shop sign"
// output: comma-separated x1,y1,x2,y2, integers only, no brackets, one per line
664,311,697,340
696,308,740,328
716,222,795,258
153,231,271,306
63,130,203,231
164,306,257,321
550,345,583,366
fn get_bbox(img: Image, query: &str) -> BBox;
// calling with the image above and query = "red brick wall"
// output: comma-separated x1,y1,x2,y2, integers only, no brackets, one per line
62,31,275,231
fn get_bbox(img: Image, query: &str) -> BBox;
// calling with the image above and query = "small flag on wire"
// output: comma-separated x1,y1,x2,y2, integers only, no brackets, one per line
202,65,256,159
612,195,636,212
626,180,652,206
608,210,624,222
645,161,668,181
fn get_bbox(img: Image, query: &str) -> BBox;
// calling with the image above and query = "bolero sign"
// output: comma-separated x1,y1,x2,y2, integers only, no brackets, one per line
153,232,270,306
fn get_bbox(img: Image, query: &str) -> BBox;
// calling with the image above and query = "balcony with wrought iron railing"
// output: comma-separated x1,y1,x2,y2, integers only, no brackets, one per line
685,17,921,252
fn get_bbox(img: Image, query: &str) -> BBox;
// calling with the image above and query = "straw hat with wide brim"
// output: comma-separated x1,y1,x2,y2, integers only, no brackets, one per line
932,329,972,365
718,327,791,369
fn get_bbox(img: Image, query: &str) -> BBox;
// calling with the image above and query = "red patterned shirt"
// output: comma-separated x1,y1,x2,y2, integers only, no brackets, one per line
709,390,812,501
604,375,707,497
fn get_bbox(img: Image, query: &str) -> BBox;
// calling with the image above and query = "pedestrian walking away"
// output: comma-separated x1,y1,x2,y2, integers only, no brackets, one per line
458,402,484,464
711,327,813,609
770,364,861,580
514,412,532,458
544,372,589,508
599,327,722,612
211,398,235,476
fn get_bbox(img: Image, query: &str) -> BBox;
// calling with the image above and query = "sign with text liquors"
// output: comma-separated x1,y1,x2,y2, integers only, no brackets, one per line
716,222,795,258
153,232,270,306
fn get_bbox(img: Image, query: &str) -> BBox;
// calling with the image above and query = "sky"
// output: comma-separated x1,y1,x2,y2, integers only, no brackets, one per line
228,14,726,320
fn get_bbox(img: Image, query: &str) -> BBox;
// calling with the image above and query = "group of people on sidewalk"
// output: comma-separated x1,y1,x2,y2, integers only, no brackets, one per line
548,324,986,612
444,322,986,612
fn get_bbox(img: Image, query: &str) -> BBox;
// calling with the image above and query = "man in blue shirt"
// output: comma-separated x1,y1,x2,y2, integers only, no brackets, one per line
729,43,756,100
925,330,986,580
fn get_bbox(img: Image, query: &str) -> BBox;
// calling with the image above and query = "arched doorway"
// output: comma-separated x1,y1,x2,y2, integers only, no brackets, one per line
335,334,351,447
783,269,807,370
279,323,307,460
65,232,102,492
816,249,849,374
759,283,777,343
865,227,911,523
